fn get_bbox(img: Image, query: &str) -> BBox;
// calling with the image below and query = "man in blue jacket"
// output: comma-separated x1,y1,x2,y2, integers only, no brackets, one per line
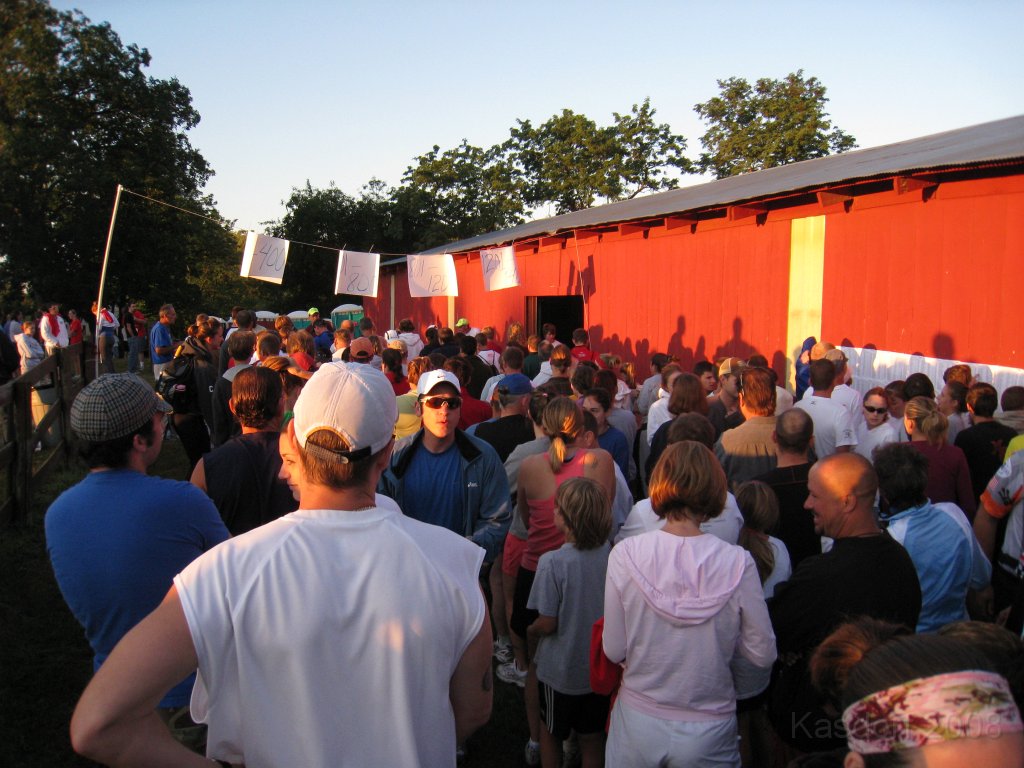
379,369,510,561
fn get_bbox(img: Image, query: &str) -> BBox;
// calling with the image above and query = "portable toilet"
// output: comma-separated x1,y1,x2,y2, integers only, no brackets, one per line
287,310,311,330
254,310,277,322
331,303,364,335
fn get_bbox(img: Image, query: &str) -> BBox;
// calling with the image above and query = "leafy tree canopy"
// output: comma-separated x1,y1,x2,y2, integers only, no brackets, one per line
502,99,689,214
694,69,856,179
0,0,232,321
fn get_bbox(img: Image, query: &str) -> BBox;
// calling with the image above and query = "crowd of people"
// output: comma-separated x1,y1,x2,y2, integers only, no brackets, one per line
36,306,1024,767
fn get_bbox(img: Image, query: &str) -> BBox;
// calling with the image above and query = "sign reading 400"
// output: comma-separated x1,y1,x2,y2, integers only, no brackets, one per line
240,232,290,284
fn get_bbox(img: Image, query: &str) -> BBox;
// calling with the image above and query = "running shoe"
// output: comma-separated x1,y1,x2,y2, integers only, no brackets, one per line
496,660,527,688
524,739,540,766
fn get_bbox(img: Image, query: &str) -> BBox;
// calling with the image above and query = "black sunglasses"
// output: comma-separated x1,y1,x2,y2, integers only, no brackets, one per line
864,405,888,414
420,395,462,410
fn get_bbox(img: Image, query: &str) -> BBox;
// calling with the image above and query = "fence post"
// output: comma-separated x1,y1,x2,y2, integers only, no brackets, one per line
58,348,72,462
11,378,32,525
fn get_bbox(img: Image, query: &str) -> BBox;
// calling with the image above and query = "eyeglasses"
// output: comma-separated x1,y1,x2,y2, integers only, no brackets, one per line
864,405,888,414
421,396,462,410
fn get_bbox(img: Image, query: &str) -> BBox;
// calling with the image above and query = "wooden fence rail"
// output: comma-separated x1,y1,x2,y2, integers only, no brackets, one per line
0,343,92,527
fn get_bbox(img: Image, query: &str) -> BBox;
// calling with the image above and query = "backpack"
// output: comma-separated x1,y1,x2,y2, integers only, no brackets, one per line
155,352,198,414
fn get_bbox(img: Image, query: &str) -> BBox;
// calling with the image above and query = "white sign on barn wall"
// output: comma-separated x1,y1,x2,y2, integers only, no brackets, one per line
407,253,458,297
480,245,520,291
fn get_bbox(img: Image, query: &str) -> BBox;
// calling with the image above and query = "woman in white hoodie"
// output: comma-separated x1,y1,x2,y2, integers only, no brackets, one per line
603,441,777,767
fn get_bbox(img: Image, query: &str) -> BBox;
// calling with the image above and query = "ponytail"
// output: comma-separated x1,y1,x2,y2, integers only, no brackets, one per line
547,433,568,473
736,481,779,585
541,396,584,472
905,396,948,446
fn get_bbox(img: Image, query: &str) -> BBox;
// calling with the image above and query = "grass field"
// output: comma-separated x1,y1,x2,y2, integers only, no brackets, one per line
0,359,530,767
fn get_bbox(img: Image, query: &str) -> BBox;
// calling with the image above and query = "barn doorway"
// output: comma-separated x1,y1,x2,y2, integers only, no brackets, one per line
527,296,584,347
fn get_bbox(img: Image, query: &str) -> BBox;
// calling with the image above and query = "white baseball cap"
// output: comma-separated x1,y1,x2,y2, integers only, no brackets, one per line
416,369,461,397
292,362,396,458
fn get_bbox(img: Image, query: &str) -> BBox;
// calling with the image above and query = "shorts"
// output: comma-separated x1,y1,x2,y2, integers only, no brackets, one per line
509,566,537,638
539,681,610,740
606,698,739,767
502,531,527,576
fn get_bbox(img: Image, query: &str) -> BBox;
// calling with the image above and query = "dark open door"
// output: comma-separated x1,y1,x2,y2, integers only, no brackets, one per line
526,295,584,347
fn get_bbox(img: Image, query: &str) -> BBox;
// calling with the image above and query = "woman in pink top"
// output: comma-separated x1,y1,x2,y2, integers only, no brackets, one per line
507,395,614,763
603,442,776,767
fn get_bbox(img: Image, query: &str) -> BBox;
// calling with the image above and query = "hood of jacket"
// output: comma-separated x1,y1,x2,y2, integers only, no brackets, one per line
178,336,212,363
618,533,749,626
398,331,422,347
997,411,1024,435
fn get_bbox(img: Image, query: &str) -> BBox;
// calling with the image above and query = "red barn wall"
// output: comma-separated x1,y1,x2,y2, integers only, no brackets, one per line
822,175,1024,368
365,172,1024,377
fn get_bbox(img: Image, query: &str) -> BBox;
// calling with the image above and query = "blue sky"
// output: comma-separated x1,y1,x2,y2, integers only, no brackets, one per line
51,1,1024,232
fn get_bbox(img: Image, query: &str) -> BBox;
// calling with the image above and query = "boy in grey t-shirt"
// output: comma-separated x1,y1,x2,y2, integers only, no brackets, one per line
527,477,612,768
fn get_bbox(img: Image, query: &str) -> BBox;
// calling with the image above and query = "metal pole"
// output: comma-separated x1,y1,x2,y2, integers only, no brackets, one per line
94,184,123,379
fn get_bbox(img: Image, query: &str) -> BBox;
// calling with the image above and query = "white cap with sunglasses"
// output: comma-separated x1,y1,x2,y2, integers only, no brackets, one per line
416,370,461,397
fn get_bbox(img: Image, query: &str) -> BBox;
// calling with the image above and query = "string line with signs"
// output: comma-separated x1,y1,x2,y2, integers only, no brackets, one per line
104,186,600,304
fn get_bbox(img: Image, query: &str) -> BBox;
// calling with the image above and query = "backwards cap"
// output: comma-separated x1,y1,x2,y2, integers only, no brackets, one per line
292,362,396,458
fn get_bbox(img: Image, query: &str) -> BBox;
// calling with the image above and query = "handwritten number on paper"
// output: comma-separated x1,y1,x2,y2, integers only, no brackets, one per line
257,241,284,272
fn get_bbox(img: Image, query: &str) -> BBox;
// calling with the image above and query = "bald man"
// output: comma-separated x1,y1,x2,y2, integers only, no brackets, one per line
767,453,921,754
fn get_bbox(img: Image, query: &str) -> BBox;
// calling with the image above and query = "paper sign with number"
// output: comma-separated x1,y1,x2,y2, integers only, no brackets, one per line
479,245,519,291
240,231,290,284
334,250,380,297
407,253,458,297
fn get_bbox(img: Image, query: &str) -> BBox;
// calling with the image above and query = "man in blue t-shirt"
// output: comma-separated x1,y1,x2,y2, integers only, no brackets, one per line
149,303,177,378
379,369,510,561
46,374,228,745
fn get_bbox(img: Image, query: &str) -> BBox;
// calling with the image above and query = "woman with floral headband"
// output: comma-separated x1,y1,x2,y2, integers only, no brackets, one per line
812,618,1024,767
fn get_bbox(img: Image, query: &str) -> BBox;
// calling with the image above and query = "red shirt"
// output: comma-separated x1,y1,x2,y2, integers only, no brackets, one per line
386,369,410,396
458,387,492,430
570,346,596,364
290,351,315,372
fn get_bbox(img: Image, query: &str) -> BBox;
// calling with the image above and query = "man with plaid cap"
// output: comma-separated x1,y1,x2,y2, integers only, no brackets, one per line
46,374,228,748
70,363,492,767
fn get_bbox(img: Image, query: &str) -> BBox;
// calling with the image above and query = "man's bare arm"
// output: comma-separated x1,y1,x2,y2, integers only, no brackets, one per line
71,586,210,768
449,599,493,745
974,509,999,562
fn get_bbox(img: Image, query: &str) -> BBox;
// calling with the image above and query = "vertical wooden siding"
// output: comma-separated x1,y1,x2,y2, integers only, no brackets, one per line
822,176,1024,367
366,173,1023,374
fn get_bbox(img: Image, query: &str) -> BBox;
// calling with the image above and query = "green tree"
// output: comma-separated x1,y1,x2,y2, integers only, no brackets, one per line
504,109,621,214
402,140,525,244
0,0,223,317
610,98,692,199
693,70,856,179
268,180,420,309
501,100,691,215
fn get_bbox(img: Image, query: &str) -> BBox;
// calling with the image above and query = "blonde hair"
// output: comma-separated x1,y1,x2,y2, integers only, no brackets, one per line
407,356,430,387
549,345,572,373
541,396,585,472
649,441,726,523
388,338,408,359
506,321,526,347
621,362,636,389
736,480,779,585
555,477,611,550
905,396,948,446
